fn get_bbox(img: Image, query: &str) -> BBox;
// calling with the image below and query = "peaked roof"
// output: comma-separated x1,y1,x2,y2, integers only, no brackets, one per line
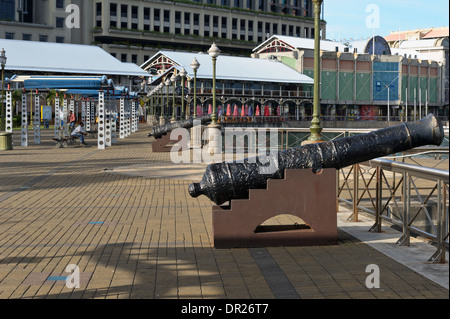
253,35,347,53
144,50,314,84
0,39,149,77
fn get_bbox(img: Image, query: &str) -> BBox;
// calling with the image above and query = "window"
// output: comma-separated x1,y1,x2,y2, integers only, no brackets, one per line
193,14,199,26
131,6,138,19
96,3,102,16
56,0,64,9
23,34,31,41
39,35,48,42
131,54,138,64
56,17,65,28
121,54,127,62
5,32,14,39
56,36,64,43
154,9,160,22
164,10,170,23
110,3,117,16
121,5,128,18
144,8,150,20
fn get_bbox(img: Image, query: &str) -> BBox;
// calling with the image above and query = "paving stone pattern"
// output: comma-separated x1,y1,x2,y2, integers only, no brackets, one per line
0,127,447,299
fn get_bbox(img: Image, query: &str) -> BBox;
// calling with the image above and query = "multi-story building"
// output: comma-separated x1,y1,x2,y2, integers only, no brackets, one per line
0,0,325,65
252,35,448,125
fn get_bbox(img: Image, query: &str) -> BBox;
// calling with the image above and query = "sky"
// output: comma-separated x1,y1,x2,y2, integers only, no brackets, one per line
323,0,449,41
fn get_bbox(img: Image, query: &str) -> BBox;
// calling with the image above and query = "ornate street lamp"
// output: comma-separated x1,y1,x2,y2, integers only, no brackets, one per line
171,73,178,122
0,48,6,132
208,43,220,125
179,67,187,119
190,58,200,119
158,83,165,125
307,0,324,143
165,78,170,120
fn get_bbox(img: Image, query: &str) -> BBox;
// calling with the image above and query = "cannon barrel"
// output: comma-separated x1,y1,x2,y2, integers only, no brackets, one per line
148,114,212,138
188,114,444,205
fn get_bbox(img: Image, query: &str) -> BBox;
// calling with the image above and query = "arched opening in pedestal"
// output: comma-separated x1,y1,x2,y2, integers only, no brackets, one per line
254,214,312,233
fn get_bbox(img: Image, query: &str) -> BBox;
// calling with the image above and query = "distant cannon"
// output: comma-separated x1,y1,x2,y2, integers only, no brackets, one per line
189,114,444,205
148,114,212,139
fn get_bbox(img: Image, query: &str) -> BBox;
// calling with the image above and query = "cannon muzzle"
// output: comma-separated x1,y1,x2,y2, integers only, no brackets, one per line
189,114,444,205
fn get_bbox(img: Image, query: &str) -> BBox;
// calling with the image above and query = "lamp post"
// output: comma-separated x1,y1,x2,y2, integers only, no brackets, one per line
208,43,220,124
190,58,200,119
180,67,188,119
171,74,178,122
165,78,170,122
159,83,165,125
0,48,6,132
306,0,324,143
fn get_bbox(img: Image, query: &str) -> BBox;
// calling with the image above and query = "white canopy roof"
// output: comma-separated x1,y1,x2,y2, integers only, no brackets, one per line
144,50,314,84
0,39,149,77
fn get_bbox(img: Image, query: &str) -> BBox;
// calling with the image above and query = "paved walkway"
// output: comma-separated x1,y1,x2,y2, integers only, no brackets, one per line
0,126,447,299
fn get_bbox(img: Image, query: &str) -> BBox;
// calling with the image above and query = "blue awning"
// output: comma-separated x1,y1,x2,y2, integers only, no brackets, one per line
24,77,107,90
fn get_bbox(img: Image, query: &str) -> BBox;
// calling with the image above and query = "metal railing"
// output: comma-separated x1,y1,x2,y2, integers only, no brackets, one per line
338,155,449,263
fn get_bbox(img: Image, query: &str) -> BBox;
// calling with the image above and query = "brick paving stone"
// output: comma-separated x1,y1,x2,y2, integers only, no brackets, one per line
0,127,447,300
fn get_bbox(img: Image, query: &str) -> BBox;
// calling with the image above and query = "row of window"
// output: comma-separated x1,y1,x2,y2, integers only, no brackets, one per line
97,4,316,40
97,1,312,19
4,32,64,43
111,52,150,65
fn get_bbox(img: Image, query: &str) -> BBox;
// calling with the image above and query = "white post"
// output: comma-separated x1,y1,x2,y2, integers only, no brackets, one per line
54,94,60,137
5,90,12,133
97,91,105,149
131,100,136,133
81,99,86,127
120,97,125,139
105,92,111,147
34,93,40,144
21,93,28,147
111,96,117,144
126,99,131,137
63,98,68,136
86,100,91,132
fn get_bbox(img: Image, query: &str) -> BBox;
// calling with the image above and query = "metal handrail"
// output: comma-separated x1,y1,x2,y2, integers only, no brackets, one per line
338,157,448,263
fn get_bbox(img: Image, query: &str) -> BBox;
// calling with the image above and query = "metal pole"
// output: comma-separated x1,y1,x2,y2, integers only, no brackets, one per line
193,68,197,118
307,0,323,142
212,56,217,124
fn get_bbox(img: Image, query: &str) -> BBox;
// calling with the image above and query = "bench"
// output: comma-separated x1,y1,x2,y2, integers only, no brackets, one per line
52,137,69,148
67,135,80,145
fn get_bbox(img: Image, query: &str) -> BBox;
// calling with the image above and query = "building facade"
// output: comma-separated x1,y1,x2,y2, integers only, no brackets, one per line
0,0,325,66
252,35,448,122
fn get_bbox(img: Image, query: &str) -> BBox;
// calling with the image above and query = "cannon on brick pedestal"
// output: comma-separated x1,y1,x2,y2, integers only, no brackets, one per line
189,114,444,206
148,114,212,139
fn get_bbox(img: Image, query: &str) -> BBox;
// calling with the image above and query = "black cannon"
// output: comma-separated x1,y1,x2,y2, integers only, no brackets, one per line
148,114,212,139
189,114,444,205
